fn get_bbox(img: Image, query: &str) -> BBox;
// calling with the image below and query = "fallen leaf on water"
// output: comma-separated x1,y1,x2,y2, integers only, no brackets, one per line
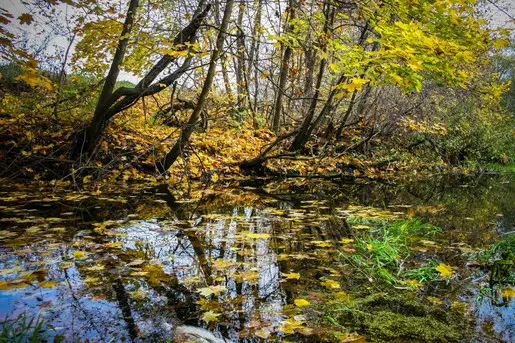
435,263,453,277
282,272,300,280
86,264,105,271
83,276,99,283
197,285,227,297
38,280,57,288
501,286,515,298
246,233,271,239
294,299,310,307
72,251,87,260
321,280,341,289
128,259,146,266
201,311,221,323
254,327,272,339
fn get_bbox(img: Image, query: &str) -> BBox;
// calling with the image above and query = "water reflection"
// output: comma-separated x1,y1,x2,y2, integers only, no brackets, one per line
0,174,513,342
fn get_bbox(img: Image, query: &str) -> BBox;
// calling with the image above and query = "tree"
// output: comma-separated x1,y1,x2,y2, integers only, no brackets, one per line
71,0,211,158
158,0,235,172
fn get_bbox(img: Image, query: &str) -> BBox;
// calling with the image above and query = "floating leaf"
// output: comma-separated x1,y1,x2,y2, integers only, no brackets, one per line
38,280,57,288
197,285,227,297
282,272,300,280
294,299,310,307
501,286,515,298
246,233,270,239
72,251,87,260
201,311,221,323
254,327,272,339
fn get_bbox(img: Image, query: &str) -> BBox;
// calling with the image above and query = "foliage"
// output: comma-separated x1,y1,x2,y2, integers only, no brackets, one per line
0,313,55,343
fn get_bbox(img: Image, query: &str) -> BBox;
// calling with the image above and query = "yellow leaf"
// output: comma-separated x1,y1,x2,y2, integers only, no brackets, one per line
406,279,424,287
261,71,269,79
353,225,370,230
254,327,272,339
197,285,227,297
340,238,354,244
501,286,515,298
246,233,270,239
493,38,509,49
282,272,300,280
38,280,57,288
201,311,221,323
341,77,370,92
321,279,340,289
435,263,453,277
72,251,87,260
294,299,310,307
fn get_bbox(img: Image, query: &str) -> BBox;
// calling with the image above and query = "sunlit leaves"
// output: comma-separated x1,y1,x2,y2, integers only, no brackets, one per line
15,71,54,91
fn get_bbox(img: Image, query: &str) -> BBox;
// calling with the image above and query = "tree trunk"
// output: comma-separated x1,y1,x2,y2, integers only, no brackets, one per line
71,2,210,159
158,0,235,173
271,0,295,133
235,1,247,111
71,0,139,159
289,0,333,151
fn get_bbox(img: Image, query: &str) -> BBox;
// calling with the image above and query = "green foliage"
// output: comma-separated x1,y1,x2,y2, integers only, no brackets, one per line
0,313,54,343
341,219,443,285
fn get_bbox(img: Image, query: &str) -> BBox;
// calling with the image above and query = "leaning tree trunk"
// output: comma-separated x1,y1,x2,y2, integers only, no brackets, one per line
71,0,139,159
71,1,210,159
157,0,235,173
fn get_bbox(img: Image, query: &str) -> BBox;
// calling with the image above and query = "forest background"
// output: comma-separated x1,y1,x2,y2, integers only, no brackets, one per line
0,0,514,187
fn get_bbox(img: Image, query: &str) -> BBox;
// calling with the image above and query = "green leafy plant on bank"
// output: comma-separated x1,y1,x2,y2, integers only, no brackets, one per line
0,313,56,343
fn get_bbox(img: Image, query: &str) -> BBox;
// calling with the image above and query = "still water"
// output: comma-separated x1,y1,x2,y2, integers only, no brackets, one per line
0,174,513,342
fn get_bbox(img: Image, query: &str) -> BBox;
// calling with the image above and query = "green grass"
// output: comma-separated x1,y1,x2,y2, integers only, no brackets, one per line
0,313,56,343
340,219,443,285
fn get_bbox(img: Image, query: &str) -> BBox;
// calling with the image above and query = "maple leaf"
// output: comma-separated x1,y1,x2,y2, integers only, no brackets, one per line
341,78,370,92
18,13,33,25
201,311,221,323
294,299,310,307
435,263,453,277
